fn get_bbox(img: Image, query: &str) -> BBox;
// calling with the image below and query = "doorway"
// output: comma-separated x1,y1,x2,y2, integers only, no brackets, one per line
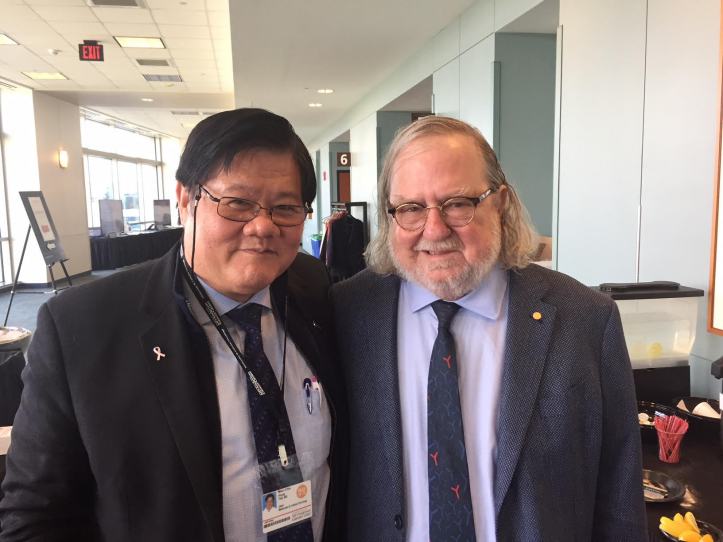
337,170,351,202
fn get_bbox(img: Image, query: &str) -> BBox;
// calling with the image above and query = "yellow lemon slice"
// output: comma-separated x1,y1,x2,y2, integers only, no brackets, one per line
701,535,714,542
661,520,691,538
677,530,702,542
674,513,687,524
648,342,663,358
685,512,700,533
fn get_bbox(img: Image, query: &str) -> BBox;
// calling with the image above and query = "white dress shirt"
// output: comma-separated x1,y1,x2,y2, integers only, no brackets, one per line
397,265,509,542
184,280,331,542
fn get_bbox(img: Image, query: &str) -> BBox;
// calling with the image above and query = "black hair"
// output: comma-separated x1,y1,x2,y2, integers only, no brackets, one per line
265,494,275,502
176,108,316,206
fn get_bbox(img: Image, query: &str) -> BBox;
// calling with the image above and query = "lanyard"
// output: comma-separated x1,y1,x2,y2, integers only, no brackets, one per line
179,247,291,456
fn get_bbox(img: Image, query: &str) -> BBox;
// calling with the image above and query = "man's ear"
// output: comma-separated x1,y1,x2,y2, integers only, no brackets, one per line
496,185,508,217
177,182,191,225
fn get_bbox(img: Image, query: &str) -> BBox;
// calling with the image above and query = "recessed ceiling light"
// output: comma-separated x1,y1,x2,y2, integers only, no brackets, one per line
141,98,153,102
309,103,322,108
0,35,18,46
317,89,333,94
182,123,198,128
114,36,165,49
23,72,67,80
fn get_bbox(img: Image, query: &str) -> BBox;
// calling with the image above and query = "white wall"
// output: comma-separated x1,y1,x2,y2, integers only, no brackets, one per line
349,114,379,241
309,0,528,152
460,35,496,142
33,92,91,280
0,87,45,284
556,0,722,398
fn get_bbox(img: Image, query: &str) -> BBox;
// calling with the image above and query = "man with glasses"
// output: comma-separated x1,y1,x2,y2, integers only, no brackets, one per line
332,117,646,541
0,109,348,542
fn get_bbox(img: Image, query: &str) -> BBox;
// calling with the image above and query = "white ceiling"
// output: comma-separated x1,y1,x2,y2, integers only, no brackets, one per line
498,0,559,34
229,0,475,143
0,0,482,141
0,0,232,136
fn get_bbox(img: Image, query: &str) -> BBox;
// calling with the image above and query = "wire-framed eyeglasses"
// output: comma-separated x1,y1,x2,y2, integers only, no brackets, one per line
387,188,495,231
200,186,311,227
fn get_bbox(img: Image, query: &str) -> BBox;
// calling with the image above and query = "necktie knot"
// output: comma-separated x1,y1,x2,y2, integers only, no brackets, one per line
226,302,262,334
431,300,460,330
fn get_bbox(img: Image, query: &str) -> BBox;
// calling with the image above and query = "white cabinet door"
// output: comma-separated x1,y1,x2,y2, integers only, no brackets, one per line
556,0,647,285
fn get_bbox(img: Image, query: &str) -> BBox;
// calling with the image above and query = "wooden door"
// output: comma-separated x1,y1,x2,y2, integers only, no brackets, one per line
338,171,351,202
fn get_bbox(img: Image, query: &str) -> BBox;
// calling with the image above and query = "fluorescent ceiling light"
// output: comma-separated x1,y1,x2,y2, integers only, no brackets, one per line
141,98,153,102
317,89,333,94
114,36,165,49
144,74,181,82
182,123,198,128
0,35,18,45
23,72,67,80
309,103,322,108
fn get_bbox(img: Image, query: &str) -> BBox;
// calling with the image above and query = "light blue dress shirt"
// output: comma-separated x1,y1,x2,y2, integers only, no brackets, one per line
184,279,331,542
397,265,509,542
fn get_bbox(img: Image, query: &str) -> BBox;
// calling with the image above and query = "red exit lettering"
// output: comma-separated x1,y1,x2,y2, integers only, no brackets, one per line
79,44,103,61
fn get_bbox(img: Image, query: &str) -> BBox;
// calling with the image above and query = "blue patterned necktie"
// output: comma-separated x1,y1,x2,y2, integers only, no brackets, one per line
226,303,314,542
428,300,476,541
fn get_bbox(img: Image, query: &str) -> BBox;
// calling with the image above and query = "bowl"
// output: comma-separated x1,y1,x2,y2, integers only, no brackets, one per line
659,519,723,541
643,469,685,503
638,402,681,443
0,326,31,354
672,397,721,442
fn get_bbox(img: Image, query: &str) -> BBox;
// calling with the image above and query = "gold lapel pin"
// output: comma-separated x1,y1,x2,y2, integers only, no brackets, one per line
532,312,542,321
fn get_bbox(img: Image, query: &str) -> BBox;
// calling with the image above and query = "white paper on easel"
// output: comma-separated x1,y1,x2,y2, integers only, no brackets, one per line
28,197,55,242
0,426,12,455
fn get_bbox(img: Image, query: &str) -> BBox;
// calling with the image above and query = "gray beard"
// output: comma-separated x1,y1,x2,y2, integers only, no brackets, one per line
390,220,502,301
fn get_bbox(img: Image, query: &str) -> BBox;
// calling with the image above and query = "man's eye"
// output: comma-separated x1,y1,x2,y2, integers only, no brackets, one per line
398,205,422,214
227,199,255,210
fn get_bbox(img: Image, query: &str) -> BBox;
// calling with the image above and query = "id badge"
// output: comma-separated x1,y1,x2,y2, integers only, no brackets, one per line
259,452,313,534
261,480,313,534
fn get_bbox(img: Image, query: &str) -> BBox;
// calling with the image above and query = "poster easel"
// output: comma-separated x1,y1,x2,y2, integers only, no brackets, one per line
3,192,73,325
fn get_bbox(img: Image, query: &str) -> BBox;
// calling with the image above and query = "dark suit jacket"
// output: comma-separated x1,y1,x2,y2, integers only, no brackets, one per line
322,214,366,281
0,245,349,542
331,264,647,542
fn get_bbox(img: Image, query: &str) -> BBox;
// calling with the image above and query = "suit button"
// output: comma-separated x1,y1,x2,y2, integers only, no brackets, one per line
394,514,403,530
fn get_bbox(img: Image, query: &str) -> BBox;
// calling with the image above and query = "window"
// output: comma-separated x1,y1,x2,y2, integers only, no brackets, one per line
81,117,165,230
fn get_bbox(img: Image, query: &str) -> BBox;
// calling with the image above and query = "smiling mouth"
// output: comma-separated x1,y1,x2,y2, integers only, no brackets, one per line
241,248,276,255
423,250,455,256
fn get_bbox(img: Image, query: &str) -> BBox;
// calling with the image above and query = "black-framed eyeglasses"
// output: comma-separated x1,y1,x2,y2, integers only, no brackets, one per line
200,186,311,227
387,188,495,231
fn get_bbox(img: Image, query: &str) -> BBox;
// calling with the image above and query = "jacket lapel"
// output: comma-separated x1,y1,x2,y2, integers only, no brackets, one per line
138,248,225,542
494,266,556,517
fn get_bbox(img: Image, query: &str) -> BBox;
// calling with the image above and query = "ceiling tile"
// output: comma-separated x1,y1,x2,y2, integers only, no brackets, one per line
159,25,210,39
0,0,26,5
17,32,70,51
1,5,43,22
32,6,98,22
53,22,109,37
0,47,56,71
170,48,214,59
207,10,228,26
24,0,86,5
103,23,161,38
164,38,212,50
39,79,83,89
185,82,220,91
204,0,228,12
148,80,186,90
173,57,212,68
146,0,205,9
92,7,155,24
180,67,216,77
210,26,229,40
151,10,207,26
212,39,231,52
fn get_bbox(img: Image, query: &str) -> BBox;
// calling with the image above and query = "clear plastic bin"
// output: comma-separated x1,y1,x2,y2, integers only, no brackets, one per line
593,283,703,370
616,297,699,369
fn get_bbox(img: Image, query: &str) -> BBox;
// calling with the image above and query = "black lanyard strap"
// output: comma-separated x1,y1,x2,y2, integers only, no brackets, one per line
179,247,290,444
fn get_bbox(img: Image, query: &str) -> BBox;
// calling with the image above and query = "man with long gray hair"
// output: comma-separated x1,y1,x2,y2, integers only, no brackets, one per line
332,116,646,542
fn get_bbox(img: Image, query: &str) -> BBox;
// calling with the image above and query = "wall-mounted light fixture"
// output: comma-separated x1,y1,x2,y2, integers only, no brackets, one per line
58,150,69,169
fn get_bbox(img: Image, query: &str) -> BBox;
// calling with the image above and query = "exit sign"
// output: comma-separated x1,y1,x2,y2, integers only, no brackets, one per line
78,42,104,62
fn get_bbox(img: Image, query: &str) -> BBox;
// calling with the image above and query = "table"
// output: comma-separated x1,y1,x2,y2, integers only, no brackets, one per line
90,228,183,270
643,437,723,541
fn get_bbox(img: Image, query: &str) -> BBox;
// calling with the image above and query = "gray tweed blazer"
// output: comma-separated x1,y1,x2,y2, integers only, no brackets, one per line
331,264,647,542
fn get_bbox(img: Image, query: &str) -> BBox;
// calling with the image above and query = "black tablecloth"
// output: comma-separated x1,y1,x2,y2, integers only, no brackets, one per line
644,436,723,541
90,229,183,271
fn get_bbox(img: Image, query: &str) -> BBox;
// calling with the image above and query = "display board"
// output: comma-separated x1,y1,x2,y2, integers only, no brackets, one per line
153,199,171,228
99,199,123,236
19,191,66,265
710,4,723,335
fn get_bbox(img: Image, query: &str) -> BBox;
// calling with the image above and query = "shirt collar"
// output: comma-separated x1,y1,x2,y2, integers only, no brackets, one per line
404,264,509,321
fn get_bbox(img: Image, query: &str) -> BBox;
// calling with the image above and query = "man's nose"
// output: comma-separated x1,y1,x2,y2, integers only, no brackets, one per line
243,207,278,236
422,207,451,239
